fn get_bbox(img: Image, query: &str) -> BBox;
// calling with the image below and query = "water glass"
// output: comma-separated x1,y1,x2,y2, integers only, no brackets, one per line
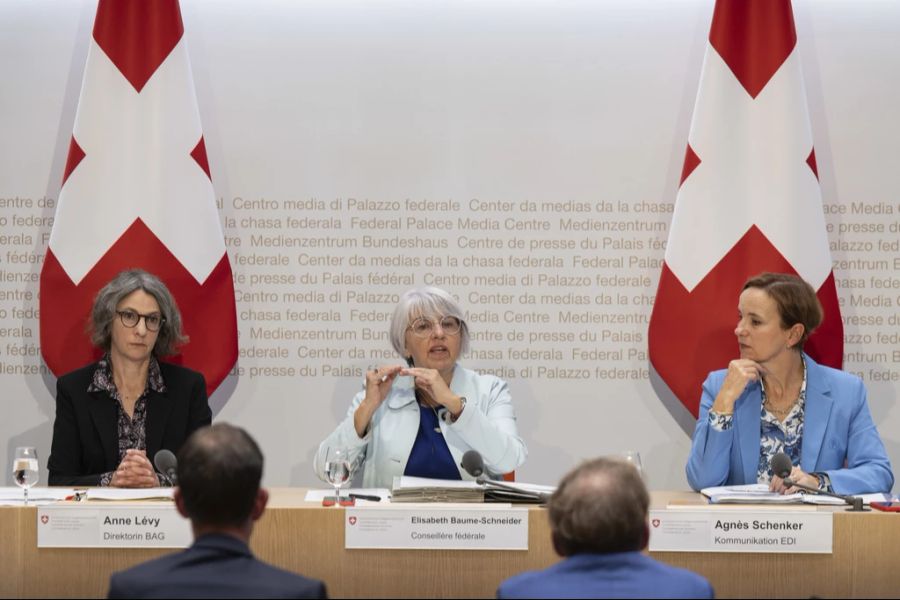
324,447,352,506
12,447,39,505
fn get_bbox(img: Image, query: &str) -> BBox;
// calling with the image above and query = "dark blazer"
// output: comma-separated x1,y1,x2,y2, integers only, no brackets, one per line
48,360,212,486
497,552,714,599
107,533,327,599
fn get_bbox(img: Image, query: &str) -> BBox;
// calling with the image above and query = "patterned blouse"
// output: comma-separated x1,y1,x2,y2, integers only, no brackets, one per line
88,354,166,487
709,356,808,484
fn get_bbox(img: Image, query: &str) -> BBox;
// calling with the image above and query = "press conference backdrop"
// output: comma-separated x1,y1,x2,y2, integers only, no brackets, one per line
1,0,898,489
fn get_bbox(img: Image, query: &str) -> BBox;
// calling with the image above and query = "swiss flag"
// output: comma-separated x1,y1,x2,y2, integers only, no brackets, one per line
40,0,237,396
648,0,842,418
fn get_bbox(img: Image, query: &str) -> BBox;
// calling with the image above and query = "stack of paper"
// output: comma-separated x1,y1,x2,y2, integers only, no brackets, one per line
390,476,485,503
0,487,73,506
701,483,891,506
701,484,814,504
85,488,175,501
390,477,555,504
483,482,555,504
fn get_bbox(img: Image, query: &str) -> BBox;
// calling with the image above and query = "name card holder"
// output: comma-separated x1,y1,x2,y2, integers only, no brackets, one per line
345,505,529,550
648,509,833,553
37,504,192,548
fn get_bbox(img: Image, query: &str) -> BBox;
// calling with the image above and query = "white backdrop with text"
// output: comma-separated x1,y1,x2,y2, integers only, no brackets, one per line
1,0,899,489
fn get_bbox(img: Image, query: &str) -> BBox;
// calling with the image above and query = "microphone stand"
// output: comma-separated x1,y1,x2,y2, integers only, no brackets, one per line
160,469,177,486
783,478,869,512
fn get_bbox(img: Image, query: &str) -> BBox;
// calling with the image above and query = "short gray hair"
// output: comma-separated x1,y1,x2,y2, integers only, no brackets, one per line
90,269,187,357
389,287,470,364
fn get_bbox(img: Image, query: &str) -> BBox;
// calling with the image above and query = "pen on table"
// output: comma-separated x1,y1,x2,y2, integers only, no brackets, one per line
349,493,382,502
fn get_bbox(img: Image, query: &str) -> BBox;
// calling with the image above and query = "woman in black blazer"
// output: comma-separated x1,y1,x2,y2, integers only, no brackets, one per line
48,269,211,487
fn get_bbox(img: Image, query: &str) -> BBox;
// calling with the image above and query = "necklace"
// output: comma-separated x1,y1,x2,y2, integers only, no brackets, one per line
430,405,442,433
417,390,443,433
764,398,796,418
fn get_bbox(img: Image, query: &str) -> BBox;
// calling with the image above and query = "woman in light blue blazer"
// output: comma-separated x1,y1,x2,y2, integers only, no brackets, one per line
686,273,893,495
315,287,527,489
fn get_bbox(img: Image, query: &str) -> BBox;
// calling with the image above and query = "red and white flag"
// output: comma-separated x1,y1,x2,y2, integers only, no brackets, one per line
648,0,843,417
40,0,237,396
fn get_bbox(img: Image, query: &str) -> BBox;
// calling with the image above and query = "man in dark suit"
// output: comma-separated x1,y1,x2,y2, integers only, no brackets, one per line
108,423,327,599
497,458,713,599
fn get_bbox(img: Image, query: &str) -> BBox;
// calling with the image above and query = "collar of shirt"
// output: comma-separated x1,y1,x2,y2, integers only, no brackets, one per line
87,353,166,399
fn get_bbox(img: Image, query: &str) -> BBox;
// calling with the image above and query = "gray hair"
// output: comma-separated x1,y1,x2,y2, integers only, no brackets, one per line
90,269,187,357
389,287,470,364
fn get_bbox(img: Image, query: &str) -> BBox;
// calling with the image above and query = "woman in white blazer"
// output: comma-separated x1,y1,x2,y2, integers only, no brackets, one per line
315,287,527,489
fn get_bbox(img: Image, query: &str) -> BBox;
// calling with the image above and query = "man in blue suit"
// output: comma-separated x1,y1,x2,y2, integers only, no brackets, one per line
497,458,713,599
108,423,327,599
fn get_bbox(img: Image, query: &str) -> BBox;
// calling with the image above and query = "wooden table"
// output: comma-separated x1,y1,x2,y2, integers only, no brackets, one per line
1,489,898,598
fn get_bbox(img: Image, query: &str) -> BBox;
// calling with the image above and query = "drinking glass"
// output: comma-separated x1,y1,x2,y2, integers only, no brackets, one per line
12,447,39,505
324,447,352,506
620,451,643,477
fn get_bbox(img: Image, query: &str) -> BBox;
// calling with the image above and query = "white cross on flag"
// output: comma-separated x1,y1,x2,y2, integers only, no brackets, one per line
40,0,237,396
648,0,843,417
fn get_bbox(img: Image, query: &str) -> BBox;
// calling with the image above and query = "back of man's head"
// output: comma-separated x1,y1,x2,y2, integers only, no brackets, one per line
177,423,264,529
548,457,649,557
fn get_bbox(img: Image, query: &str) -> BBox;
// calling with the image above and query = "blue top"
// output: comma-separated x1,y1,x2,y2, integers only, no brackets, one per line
404,403,462,481
497,552,714,599
709,356,808,484
686,353,894,495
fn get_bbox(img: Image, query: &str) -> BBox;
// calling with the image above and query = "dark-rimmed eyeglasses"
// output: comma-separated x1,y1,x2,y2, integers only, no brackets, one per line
116,310,165,332
408,316,462,338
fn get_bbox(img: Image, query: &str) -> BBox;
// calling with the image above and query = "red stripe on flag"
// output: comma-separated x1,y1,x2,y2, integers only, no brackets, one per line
648,225,842,417
40,219,237,396
680,144,702,186
93,0,184,93
806,148,818,179
190,137,211,180
61,136,86,186
709,0,797,99
806,272,843,369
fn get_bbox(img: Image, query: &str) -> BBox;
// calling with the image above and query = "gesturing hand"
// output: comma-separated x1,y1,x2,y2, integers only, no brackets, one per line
401,367,464,417
353,365,405,438
364,365,405,408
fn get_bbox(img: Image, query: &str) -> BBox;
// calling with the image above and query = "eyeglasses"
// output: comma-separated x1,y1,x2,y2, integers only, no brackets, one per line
408,316,462,338
116,310,165,332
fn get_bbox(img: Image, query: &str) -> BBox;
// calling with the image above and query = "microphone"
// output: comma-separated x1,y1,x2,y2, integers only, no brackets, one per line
153,449,178,486
768,452,867,511
460,450,550,504
770,452,793,479
461,450,484,478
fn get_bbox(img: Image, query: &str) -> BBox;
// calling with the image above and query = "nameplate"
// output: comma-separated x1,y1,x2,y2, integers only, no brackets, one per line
648,509,832,553
345,506,528,550
37,504,192,548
